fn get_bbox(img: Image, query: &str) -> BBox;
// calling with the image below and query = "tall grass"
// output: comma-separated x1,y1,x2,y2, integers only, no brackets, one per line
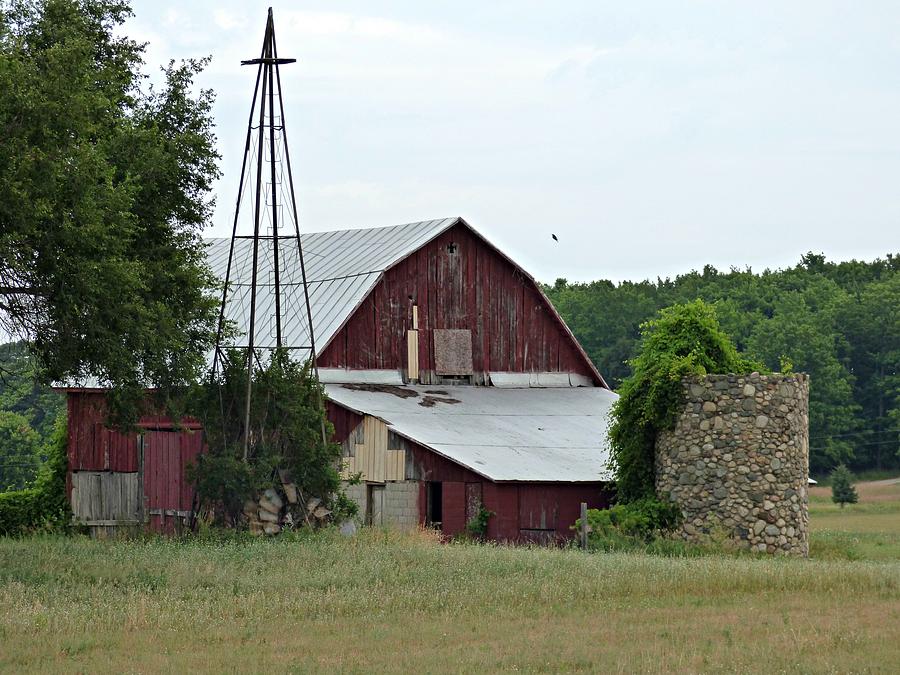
1,530,898,673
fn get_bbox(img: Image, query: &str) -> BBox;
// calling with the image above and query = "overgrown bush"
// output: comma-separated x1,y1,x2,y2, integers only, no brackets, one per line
464,505,494,540
570,498,748,556
0,416,70,536
188,349,346,527
609,300,761,502
577,498,681,543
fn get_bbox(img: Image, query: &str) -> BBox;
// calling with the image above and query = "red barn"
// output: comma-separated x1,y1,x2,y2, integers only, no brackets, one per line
64,217,616,539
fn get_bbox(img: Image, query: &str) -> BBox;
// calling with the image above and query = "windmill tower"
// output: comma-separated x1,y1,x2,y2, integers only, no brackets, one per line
212,8,324,458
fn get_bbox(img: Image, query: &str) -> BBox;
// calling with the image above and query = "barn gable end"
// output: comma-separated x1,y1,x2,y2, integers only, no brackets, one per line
318,220,605,386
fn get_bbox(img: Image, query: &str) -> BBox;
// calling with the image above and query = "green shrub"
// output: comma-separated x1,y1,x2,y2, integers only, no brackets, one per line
609,300,760,502
188,349,345,527
570,499,753,557
0,417,70,536
577,498,681,543
465,505,494,539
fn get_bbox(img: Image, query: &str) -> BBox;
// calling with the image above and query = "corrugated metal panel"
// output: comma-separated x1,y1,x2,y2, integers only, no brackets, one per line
206,218,458,361
325,384,618,482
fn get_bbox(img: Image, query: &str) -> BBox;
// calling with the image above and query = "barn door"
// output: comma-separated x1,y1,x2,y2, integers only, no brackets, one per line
142,430,202,533
367,484,385,526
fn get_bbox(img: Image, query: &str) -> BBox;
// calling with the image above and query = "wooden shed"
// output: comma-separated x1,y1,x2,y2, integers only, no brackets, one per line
62,391,203,534
63,217,617,539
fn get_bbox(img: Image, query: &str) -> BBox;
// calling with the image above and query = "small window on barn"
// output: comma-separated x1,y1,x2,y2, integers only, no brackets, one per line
433,329,473,376
446,242,457,254
387,432,405,451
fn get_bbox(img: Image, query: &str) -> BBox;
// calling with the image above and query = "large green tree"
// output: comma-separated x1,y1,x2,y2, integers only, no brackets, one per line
746,287,859,472
839,275,900,468
0,0,220,421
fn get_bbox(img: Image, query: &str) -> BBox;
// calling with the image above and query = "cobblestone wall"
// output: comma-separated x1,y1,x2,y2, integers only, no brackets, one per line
655,373,810,555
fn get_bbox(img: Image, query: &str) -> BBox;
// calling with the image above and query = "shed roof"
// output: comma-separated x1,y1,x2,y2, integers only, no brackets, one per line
207,218,458,361
325,384,617,482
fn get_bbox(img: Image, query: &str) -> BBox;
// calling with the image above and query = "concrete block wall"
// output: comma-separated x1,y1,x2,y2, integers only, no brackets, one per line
343,481,367,519
340,480,420,530
656,373,810,556
382,481,420,530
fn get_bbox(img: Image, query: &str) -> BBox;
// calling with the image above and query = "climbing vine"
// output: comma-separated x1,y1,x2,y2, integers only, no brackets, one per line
609,300,761,502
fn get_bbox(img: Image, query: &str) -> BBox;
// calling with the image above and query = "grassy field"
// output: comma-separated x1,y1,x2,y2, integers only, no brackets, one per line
809,477,900,561
0,479,898,674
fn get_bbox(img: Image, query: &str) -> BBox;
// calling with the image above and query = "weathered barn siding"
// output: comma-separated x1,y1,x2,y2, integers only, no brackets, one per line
326,400,363,444
65,391,203,534
403,428,610,541
338,415,406,482
318,222,600,384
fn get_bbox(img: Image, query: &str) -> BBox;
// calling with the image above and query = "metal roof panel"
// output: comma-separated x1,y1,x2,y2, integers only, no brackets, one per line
324,384,617,482
206,218,458,358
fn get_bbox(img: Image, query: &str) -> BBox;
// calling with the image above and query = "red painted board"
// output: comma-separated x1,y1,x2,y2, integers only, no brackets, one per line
441,481,466,537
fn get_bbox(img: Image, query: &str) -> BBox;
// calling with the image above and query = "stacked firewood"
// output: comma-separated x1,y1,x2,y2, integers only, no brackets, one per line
243,472,332,535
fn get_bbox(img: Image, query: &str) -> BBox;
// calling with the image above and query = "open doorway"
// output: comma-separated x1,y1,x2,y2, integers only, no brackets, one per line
426,481,442,530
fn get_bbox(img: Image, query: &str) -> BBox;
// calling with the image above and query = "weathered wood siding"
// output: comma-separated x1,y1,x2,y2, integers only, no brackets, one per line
65,391,204,533
144,429,204,533
318,222,601,384
403,435,611,541
339,415,406,482
71,472,142,524
326,400,363,444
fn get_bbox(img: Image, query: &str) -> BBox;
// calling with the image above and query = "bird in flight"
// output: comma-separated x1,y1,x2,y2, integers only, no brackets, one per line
551,233,559,242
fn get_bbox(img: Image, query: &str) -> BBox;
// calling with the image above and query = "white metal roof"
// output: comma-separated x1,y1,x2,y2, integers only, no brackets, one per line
325,384,617,483
206,218,458,360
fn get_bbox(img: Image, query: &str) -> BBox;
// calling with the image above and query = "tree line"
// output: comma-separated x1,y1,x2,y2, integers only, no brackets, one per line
545,252,900,475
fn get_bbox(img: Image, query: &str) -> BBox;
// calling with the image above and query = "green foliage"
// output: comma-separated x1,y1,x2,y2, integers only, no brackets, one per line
0,0,221,425
188,350,344,527
576,498,681,545
0,410,41,490
609,300,759,501
830,464,859,508
0,488,41,536
0,415,70,535
464,505,494,539
0,342,65,487
546,251,900,473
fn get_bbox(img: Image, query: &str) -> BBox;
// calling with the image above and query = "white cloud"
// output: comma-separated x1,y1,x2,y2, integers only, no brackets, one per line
280,10,447,45
213,10,244,31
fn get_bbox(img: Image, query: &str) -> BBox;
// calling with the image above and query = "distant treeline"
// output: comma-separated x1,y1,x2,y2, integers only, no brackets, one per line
545,253,900,475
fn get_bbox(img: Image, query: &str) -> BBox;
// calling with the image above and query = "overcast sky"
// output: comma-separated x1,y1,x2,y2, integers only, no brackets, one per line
127,1,900,283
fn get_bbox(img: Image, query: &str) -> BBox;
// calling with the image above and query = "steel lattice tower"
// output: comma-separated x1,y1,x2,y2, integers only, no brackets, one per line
212,8,324,458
